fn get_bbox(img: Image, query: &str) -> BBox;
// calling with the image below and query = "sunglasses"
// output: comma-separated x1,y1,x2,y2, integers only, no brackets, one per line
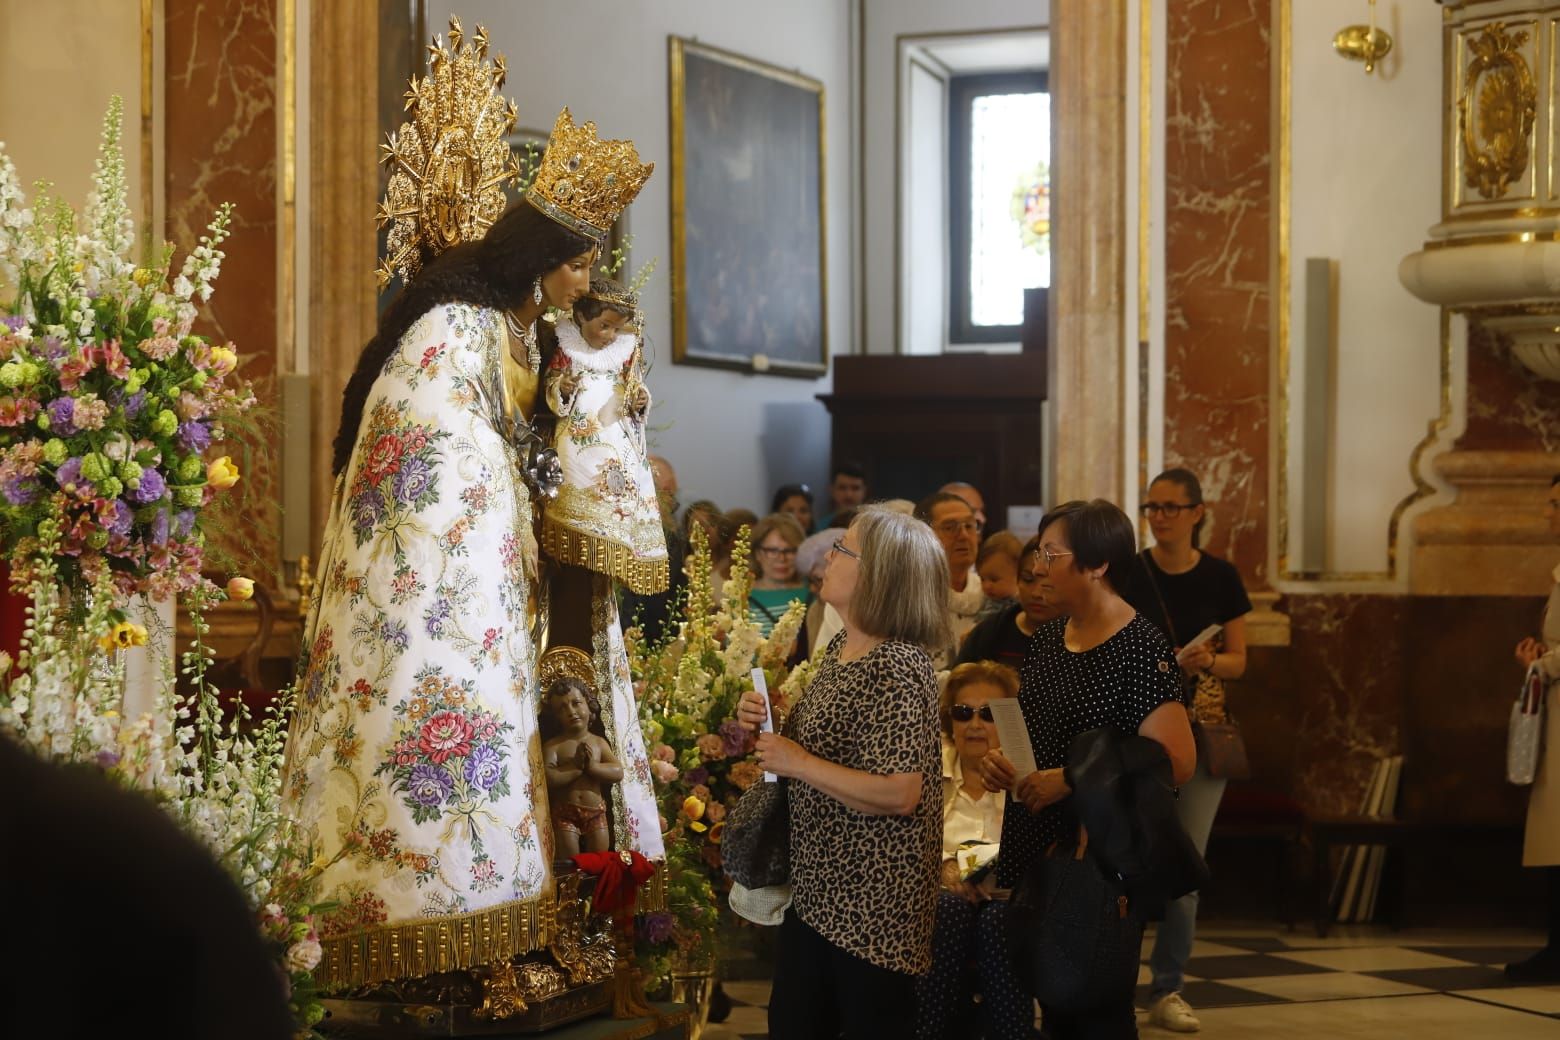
950,704,995,723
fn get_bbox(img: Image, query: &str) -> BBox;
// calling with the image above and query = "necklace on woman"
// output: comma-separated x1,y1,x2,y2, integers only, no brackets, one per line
504,309,540,371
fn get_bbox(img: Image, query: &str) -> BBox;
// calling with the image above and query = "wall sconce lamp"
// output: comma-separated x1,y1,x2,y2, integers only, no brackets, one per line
1334,0,1393,74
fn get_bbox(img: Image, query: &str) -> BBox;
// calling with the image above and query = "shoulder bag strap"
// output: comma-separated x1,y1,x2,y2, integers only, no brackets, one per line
1137,549,1180,647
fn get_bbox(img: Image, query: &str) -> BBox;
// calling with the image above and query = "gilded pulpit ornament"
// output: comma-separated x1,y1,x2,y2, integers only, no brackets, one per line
376,16,521,288
1458,22,1537,201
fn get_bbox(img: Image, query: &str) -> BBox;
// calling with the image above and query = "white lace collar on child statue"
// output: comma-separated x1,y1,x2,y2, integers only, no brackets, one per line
556,319,638,372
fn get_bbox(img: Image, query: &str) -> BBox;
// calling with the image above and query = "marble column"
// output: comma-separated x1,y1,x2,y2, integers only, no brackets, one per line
307,0,380,551
164,0,281,571
1049,0,1127,503
1162,0,1272,587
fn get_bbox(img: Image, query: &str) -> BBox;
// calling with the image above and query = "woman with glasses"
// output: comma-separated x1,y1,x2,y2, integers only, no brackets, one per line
1123,468,1251,1034
735,509,950,1038
748,512,809,641
979,499,1195,1040
915,662,1033,1040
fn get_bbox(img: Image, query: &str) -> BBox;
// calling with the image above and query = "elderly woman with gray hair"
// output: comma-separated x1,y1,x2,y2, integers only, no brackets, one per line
736,507,951,1039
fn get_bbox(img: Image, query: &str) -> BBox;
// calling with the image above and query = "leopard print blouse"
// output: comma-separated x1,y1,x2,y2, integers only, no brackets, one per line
786,634,941,975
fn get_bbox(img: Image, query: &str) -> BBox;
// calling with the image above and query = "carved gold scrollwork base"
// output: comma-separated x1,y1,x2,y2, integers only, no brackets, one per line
1459,21,1538,200
549,872,593,986
472,961,527,1021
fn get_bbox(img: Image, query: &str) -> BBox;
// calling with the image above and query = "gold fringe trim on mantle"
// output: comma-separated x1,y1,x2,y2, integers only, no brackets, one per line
319,892,556,991
542,517,669,595
318,861,669,990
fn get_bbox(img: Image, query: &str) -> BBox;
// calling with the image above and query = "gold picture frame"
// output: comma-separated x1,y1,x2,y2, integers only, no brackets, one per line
669,36,828,377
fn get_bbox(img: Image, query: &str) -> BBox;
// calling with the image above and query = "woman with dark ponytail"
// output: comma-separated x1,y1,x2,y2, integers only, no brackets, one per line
283,96,666,992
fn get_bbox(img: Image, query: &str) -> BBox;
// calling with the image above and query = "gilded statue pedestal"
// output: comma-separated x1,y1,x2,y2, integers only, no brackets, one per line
319,872,668,1037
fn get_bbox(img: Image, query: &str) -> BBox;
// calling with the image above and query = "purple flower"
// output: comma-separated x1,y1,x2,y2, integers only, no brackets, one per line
407,763,453,808
423,597,452,637
107,499,133,536
462,744,504,791
176,420,211,453
54,456,86,493
0,317,22,333
379,618,409,650
685,766,709,787
40,336,65,362
127,467,167,505
46,398,77,436
148,509,170,546
392,457,432,506
1,475,39,505
122,390,146,419
640,912,675,944
173,509,195,538
719,719,749,759
350,490,384,533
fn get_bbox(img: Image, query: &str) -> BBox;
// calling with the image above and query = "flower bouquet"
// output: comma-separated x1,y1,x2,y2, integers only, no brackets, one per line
0,97,329,1035
627,522,809,988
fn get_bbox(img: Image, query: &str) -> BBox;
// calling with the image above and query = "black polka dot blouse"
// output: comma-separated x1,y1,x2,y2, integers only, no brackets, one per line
995,613,1182,888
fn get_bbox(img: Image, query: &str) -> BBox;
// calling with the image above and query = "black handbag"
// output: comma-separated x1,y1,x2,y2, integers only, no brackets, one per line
721,778,790,889
1007,829,1144,1012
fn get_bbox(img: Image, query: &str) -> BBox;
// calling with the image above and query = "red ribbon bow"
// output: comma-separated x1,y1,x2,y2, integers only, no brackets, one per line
572,850,655,917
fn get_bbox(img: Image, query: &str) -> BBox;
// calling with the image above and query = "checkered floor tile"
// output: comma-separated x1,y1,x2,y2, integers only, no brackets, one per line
702,926,1560,1039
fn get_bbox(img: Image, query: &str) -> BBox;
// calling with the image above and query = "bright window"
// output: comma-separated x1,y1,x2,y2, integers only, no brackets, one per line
950,72,1049,345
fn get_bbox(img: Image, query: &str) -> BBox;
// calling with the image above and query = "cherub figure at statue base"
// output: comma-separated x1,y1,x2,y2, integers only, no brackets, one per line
541,669,623,860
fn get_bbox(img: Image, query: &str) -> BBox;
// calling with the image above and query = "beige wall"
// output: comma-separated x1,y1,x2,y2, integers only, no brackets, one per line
0,0,146,231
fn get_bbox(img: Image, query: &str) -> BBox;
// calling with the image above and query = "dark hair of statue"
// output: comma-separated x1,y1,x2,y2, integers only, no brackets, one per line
331,200,596,476
573,277,635,325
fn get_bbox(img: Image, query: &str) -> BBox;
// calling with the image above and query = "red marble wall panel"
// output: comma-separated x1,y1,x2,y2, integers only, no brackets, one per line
1460,322,1560,452
164,0,280,569
1163,0,1272,585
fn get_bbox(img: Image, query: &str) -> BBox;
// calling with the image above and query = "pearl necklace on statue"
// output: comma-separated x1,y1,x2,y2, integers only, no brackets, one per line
504,309,541,371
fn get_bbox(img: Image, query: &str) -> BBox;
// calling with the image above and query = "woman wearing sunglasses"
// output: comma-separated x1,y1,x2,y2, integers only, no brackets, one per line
915,661,1031,1039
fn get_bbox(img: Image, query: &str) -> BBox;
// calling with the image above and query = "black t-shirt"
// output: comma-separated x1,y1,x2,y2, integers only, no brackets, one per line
955,603,1034,672
996,614,1183,887
1122,550,1252,652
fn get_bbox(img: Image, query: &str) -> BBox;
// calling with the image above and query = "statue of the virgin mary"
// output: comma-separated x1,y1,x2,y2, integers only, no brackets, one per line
280,20,663,993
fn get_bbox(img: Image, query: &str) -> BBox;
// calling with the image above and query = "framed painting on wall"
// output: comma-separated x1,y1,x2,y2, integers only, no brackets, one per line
669,37,828,378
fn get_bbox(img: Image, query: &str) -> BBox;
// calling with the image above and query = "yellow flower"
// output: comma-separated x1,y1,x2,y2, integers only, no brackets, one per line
689,821,708,833
226,576,254,601
206,455,240,490
680,795,706,822
98,621,149,652
208,345,238,375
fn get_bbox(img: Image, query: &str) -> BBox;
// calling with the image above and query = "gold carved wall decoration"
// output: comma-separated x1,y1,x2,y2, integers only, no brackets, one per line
1458,22,1537,201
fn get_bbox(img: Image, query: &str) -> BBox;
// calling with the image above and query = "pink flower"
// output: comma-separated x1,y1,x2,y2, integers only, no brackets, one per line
417,711,474,763
651,743,676,763
99,340,130,379
650,759,679,784
695,733,726,762
706,802,726,824
140,335,179,361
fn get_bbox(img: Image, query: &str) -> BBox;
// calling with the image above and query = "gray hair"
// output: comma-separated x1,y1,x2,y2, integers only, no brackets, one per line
848,506,953,650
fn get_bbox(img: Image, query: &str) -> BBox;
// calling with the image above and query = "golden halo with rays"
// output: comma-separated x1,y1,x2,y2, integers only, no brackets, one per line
376,15,521,290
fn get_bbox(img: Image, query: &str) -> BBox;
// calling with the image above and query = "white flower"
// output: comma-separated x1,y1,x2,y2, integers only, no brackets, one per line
285,939,323,973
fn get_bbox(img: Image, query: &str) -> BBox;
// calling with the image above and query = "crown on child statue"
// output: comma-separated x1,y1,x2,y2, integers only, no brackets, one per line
375,16,521,289
583,282,639,313
537,645,598,696
525,108,654,244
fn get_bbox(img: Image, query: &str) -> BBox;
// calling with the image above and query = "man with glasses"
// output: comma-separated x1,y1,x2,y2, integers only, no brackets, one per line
939,481,987,534
916,491,989,667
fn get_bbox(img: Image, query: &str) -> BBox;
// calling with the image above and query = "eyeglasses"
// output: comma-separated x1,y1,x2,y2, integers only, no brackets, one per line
756,546,798,557
934,519,981,537
950,704,995,723
1038,546,1074,568
1140,501,1198,518
830,539,860,560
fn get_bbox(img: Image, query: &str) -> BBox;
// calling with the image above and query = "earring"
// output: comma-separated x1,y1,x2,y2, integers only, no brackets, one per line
532,279,543,306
